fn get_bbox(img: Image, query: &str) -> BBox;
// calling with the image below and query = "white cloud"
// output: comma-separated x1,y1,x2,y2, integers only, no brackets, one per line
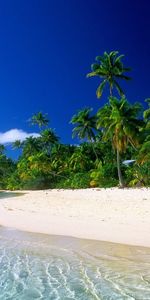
0,129,40,144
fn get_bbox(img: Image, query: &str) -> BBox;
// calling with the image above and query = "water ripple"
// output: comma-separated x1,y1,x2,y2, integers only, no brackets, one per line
0,228,150,299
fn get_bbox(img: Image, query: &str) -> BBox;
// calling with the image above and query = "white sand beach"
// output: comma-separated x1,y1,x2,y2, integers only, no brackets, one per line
0,188,150,247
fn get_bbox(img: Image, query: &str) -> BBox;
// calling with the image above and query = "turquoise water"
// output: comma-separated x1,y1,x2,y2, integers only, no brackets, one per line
0,192,24,199
0,228,150,299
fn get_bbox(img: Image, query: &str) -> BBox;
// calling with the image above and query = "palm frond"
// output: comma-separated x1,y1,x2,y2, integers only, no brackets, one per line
114,80,124,96
86,71,97,78
115,74,131,80
96,80,107,98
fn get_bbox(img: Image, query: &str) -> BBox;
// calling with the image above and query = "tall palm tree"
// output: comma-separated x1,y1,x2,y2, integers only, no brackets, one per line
30,112,49,128
70,108,98,159
87,51,131,98
97,97,143,187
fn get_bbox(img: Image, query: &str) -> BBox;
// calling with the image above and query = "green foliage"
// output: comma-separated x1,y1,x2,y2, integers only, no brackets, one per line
90,161,118,188
21,176,53,190
125,162,150,187
70,108,98,141
96,96,144,187
68,146,93,172
87,51,131,98
0,147,16,189
97,96,143,153
55,172,91,189
29,112,49,128
6,171,21,190
1,52,150,190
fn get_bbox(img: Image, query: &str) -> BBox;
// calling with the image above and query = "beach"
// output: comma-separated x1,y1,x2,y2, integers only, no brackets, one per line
0,188,150,247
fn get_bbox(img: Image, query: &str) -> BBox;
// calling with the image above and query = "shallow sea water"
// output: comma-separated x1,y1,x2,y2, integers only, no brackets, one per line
0,192,24,199
0,227,150,299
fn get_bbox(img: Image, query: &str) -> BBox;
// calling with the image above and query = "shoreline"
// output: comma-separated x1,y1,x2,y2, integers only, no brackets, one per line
0,188,150,247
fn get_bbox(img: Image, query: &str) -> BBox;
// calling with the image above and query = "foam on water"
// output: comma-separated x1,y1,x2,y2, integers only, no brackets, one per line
0,227,150,299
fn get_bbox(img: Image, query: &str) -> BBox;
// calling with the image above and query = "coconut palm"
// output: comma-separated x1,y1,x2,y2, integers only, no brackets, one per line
30,112,49,128
70,108,98,159
22,136,42,157
87,51,131,98
40,128,59,154
137,139,150,164
12,140,23,149
97,97,143,187
137,99,150,164
51,144,74,170
69,146,92,172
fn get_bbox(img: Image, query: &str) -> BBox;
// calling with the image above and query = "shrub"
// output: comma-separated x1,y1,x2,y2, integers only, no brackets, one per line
54,172,90,189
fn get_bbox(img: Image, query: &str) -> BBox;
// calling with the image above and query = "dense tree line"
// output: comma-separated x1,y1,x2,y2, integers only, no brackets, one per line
0,51,150,190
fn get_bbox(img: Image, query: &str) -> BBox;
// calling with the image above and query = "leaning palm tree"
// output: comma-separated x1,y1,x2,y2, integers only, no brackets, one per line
70,108,98,159
97,97,143,187
87,51,131,98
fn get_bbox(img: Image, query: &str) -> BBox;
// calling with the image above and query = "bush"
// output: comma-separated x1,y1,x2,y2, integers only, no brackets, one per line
54,172,91,189
125,162,150,187
90,161,118,188
21,176,54,190
6,172,21,190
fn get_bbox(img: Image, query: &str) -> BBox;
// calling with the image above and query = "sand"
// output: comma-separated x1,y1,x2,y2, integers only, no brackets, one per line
0,188,150,247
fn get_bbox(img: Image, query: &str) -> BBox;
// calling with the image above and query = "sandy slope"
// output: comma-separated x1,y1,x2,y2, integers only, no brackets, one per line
0,188,150,247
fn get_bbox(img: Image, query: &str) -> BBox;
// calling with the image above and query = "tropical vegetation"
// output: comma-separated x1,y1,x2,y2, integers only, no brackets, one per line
0,51,150,190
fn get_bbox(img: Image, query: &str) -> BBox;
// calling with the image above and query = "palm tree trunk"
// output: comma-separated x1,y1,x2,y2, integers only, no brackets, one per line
117,149,124,187
110,86,113,97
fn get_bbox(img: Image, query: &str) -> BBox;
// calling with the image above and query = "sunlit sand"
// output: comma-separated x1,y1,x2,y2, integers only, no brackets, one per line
0,188,150,247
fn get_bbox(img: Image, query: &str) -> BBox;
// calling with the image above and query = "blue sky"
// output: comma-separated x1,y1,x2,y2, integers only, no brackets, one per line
0,0,150,158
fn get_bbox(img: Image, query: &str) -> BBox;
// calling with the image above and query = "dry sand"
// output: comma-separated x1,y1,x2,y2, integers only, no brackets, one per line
0,188,150,247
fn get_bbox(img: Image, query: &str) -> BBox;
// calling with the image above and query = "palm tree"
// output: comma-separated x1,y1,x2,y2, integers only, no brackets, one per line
143,98,150,123
97,97,143,187
137,99,150,164
137,139,150,164
69,146,92,172
87,51,131,98
22,136,42,157
30,112,49,128
12,140,23,149
40,128,59,154
70,108,98,159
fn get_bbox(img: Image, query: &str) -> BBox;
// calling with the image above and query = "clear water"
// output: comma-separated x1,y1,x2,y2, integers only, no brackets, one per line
0,227,150,300
0,192,24,199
